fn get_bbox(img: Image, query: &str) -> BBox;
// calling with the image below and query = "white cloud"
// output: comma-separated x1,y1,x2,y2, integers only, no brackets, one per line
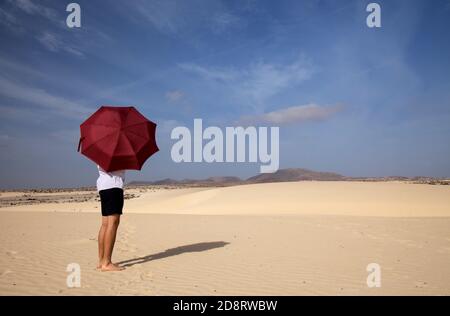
210,12,243,34
36,32,85,57
36,32,60,52
0,57,49,80
179,55,314,109
165,90,184,102
238,103,343,125
124,0,242,35
0,7,24,33
63,46,85,58
241,58,313,105
13,0,40,14
0,76,93,119
133,0,180,33
6,1,102,58
9,0,58,21
179,63,239,81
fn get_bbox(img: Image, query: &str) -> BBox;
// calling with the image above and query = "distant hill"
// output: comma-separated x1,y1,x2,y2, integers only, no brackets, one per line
201,176,243,184
128,176,242,187
128,168,345,186
179,176,242,185
127,168,450,187
246,168,346,183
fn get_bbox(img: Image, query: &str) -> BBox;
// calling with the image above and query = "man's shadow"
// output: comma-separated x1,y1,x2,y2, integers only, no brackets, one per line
117,241,229,268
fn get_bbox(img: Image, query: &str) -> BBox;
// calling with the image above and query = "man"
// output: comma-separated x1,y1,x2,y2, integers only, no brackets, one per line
96,165,126,272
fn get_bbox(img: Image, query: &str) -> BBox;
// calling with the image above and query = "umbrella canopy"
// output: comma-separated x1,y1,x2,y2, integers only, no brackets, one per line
78,106,159,172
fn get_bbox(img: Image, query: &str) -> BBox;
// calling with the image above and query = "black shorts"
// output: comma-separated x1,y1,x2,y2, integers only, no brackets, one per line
99,188,124,216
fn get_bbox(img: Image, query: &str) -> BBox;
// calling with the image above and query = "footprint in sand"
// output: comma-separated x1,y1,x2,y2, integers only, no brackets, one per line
436,247,450,254
6,250,25,260
140,272,153,281
414,281,428,288
116,221,138,253
1,270,13,277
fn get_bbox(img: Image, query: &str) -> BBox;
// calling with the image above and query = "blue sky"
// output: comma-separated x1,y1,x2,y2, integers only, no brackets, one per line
1,0,450,188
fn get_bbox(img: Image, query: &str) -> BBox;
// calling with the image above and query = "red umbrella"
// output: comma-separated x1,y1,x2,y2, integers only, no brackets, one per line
77,106,159,172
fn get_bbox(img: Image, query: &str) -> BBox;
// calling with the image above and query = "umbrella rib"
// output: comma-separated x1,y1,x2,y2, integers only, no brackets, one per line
81,130,118,153
106,132,121,171
122,133,139,167
123,121,154,129
122,107,135,128
83,122,119,128
124,128,149,142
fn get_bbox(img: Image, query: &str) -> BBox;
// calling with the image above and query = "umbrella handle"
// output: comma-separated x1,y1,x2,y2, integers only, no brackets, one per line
77,137,85,152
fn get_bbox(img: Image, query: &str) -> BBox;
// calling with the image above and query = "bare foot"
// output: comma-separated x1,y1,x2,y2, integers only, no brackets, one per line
101,263,124,272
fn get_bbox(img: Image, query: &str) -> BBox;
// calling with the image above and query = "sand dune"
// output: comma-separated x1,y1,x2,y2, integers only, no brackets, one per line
3,181,449,217
125,181,450,217
0,181,449,295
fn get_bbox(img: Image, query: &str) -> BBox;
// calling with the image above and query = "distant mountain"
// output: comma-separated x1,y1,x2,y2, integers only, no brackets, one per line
201,176,243,184
128,168,345,186
178,176,242,185
128,176,242,187
246,168,346,183
129,178,177,186
127,168,450,187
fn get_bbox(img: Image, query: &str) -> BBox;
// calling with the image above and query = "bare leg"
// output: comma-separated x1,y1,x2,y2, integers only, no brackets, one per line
97,216,108,269
101,214,124,271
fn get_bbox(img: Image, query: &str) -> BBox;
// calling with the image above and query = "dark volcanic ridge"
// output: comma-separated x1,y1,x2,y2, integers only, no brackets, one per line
2,168,448,192
128,168,450,187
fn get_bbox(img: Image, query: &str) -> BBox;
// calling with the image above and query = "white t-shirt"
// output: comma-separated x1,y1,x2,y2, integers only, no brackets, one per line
96,165,126,192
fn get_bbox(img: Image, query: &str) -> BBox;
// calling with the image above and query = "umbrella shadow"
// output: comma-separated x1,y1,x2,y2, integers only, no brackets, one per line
117,241,230,268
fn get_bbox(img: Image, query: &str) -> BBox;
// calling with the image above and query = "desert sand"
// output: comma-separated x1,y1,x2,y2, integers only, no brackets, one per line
0,181,449,295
